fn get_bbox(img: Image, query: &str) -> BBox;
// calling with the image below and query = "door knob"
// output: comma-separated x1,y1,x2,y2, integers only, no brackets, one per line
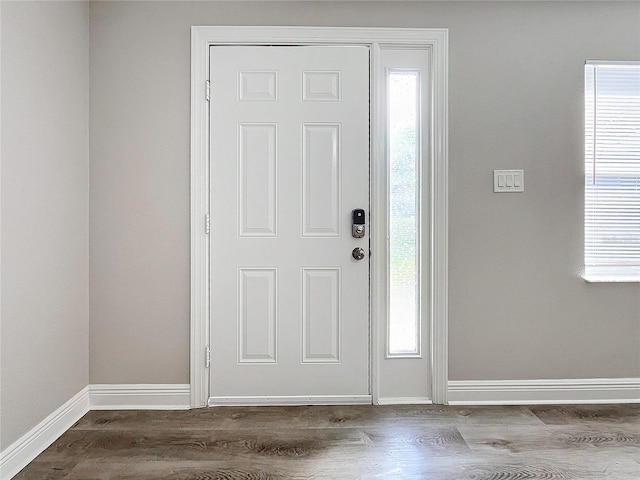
352,247,366,261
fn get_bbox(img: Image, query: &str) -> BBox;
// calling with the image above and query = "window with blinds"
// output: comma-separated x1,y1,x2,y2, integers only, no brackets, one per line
584,61,640,281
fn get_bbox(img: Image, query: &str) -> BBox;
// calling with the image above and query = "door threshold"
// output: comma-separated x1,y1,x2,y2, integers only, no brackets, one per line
208,395,372,407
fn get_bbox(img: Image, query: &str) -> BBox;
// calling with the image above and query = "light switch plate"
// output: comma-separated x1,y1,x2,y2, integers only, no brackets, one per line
494,169,524,193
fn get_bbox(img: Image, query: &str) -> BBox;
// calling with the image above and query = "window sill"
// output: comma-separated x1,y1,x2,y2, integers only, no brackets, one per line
583,267,640,283
583,275,640,283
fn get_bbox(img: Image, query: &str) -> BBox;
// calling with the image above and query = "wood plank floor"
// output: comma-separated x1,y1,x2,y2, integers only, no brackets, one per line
14,404,640,479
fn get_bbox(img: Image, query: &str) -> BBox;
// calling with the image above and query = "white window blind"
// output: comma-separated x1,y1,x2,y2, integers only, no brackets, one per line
584,61,640,281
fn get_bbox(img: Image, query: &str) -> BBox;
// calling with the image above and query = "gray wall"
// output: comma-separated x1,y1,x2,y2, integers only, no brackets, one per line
1,1,89,449
88,1,640,385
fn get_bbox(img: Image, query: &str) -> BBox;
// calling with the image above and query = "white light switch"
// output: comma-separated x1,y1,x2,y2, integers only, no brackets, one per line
494,169,524,193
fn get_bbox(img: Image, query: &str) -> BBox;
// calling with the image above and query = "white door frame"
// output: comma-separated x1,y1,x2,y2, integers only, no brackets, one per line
190,26,449,408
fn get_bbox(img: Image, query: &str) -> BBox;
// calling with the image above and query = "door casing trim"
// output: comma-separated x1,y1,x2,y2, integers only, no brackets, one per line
190,26,449,407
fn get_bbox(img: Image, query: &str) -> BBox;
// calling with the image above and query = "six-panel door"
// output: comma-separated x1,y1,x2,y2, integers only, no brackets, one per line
209,46,370,402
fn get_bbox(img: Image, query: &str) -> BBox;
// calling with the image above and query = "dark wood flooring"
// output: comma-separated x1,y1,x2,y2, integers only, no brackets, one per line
14,404,640,479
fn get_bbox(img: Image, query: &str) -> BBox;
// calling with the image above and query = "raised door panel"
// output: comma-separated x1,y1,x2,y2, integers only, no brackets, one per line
302,124,341,237
238,123,278,237
239,71,278,101
302,268,341,363
238,268,278,363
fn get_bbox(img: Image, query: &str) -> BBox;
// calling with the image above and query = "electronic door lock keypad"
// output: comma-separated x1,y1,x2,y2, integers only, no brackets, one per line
352,209,366,238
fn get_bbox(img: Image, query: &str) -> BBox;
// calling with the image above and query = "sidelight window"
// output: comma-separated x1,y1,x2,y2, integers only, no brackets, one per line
387,70,421,356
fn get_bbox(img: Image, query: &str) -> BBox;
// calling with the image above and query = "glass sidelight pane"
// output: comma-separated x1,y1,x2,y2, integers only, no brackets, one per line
388,71,420,356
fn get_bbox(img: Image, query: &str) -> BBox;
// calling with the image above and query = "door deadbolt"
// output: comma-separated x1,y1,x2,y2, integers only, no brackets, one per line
352,247,366,261
352,209,366,238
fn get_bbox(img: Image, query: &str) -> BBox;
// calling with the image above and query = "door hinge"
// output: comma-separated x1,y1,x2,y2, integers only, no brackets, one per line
205,214,211,235
205,80,211,102
205,346,211,368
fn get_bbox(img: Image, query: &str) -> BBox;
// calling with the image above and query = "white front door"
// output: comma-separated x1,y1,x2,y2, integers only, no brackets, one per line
208,46,370,404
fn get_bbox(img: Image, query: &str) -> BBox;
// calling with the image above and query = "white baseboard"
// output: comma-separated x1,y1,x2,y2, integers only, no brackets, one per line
448,378,640,405
208,395,372,406
89,384,191,410
376,397,433,405
0,387,90,480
